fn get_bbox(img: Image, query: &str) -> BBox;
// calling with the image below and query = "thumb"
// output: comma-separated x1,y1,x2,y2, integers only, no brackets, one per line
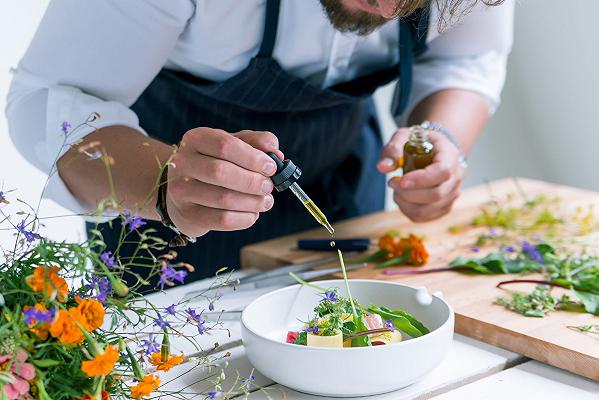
377,127,409,173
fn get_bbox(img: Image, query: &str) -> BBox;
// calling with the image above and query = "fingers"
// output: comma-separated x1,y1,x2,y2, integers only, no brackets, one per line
391,176,460,205
233,130,284,161
181,128,278,177
397,131,459,190
174,153,274,196
168,201,260,235
377,127,409,173
393,187,460,222
169,178,274,213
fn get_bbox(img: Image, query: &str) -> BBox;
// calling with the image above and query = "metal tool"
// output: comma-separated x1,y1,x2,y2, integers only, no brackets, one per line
298,238,371,252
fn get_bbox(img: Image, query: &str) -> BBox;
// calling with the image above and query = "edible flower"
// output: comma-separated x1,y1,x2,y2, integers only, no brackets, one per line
207,390,222,399
81,345,119,377
49,308,85,345
148,352,184,372
306,321,319,335
123,211,146,233
26,265,68,302
385,319,395,329
130,374,160,399
0,350,35,400
22,303,55,340
321,291,337,303
140,334,160,355
75,297,106,331
522,241,543,263
16,220,41,243
371,231,429,267
100,251,116,268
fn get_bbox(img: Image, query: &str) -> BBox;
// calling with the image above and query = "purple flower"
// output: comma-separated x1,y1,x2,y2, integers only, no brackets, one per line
159,264,187,289
470,246,480,253
241,374,256,389
154,313,171,329
207,390,221,399
86,275,112,304
197,319,207,335
22,308,38,325
165,304,177,316
140,334,160,355
385,319,395,329
123,211,146,233
0,191,7,204
100,251,116,268
16,220,41,243
61,121,71,134
208,301,215,312
521,241,543,263
501,245,516,253
488,228,498,236
321,291,338,303
23,307,55,325
306,321,319,335
186,308,207,334
186,308,202,321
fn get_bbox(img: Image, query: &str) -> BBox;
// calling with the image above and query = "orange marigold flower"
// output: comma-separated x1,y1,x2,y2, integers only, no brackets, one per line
130,374,160,399
81,345,119,377
406,234,429,266
23,303,52,340
378,233,400,254
75,297,105,331
49,308,85,345
148,352,184,372
26,265,68,302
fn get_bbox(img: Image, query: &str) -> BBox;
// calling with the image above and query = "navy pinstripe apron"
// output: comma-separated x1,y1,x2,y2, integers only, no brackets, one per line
90,0,429,290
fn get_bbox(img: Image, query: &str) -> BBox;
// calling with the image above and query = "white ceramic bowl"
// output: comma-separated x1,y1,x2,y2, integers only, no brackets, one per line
241,279,454,397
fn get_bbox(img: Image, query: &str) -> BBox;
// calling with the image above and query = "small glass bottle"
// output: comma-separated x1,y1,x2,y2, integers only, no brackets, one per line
402,125,435,174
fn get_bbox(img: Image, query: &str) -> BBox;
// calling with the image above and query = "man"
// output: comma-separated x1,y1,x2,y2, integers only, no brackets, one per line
7,0,513,285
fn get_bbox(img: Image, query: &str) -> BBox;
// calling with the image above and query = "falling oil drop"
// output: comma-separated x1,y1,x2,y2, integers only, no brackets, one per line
330,241,336,248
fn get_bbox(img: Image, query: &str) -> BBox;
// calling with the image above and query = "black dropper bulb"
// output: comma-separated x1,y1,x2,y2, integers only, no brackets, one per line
266,152,302,192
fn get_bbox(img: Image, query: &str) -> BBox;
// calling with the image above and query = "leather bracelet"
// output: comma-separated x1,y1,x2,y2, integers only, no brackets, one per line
155,166,196,247
420,120,468,169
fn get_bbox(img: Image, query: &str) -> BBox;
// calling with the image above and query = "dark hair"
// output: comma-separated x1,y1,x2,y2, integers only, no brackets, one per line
389,0,506,30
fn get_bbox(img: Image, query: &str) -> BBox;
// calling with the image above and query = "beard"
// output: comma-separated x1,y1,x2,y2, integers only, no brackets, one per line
319,0,390,36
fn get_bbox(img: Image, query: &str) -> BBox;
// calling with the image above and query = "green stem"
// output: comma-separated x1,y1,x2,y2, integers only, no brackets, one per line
288,272,327,292
338,249,358,319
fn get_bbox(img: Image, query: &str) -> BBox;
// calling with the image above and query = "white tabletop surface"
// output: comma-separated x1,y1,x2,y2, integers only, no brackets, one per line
144,273,599,399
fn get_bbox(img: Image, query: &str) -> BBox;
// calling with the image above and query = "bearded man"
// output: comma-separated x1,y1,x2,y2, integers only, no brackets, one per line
7,0,513,285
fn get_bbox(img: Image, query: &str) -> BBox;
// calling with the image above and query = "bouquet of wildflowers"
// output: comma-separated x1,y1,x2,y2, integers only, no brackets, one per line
0,116,266,399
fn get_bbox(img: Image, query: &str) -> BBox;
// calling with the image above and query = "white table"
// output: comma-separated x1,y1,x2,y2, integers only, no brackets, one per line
145,274,599,399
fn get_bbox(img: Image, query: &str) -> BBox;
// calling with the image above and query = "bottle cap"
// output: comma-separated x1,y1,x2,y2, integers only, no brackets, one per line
266,152,302,192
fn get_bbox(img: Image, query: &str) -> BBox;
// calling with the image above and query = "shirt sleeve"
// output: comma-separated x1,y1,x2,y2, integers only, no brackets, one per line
5,0,194,219
394,0,515,124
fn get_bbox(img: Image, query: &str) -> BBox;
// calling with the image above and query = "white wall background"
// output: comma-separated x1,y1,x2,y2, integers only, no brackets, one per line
1,0,598,246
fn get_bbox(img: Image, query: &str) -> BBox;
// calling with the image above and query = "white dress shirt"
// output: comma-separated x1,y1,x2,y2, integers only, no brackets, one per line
6,0,514,217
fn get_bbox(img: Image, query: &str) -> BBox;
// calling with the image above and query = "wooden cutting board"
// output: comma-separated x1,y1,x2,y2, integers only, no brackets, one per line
241,178,599,381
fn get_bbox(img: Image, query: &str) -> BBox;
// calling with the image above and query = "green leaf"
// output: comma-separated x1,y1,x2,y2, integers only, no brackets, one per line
294,331,307,346
351,316,371,347
366,305,427,337
379,306,430,334
573,290,599,315
32,359,63,367
375,253,410,269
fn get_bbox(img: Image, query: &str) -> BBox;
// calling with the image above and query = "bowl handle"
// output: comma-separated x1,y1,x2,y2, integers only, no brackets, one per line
414,287,443,306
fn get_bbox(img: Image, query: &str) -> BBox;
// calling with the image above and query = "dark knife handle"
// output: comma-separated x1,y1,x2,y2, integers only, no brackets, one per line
297,238,371,252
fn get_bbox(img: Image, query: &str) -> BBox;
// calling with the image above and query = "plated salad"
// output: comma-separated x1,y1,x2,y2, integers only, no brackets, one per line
286,250,430,348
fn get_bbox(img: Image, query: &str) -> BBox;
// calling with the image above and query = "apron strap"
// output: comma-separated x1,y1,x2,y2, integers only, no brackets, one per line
396,7,430,115
257,0,281,58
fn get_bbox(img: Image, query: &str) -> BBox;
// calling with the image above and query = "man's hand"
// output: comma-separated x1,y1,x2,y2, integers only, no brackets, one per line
377,127,465,222
166,128,284,237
